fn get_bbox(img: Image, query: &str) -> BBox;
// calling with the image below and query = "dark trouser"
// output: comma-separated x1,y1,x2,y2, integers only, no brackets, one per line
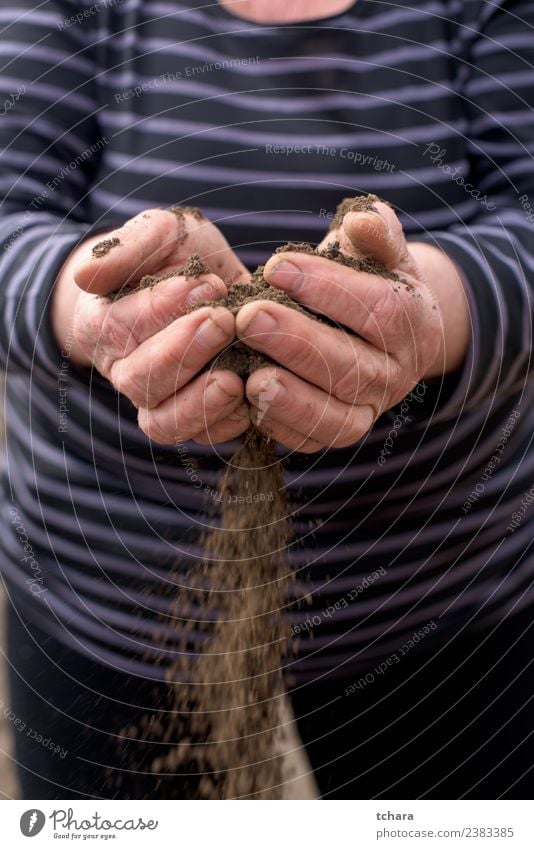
5,600,534,799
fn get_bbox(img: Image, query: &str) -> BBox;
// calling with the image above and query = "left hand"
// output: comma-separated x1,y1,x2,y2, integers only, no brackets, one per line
235,200,470,452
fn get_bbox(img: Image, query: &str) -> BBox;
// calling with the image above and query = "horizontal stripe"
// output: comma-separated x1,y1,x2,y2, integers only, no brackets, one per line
0,0,533,683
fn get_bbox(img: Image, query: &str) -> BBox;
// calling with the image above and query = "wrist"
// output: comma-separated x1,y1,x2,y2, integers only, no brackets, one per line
408,241,471,380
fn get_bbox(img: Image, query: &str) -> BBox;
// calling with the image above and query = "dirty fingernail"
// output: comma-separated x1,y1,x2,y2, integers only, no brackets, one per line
195,315,229,349
204,379,238,406
186,281,218,307
244,309,278,337
265,260,304,291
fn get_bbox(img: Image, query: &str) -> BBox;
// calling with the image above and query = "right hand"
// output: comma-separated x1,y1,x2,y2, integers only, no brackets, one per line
52,208,251,445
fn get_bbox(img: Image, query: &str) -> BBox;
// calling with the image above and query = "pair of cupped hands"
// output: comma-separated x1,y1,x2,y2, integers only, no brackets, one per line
55,202,467,452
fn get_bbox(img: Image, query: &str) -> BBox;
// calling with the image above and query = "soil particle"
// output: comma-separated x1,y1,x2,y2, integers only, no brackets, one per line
169,205,205,222
175,253,211,278
169,205,206,244
276,238,400,283
106,254,212,302
92,236,121,257
190,265,311,377
212,344,275,378
328,192,385,230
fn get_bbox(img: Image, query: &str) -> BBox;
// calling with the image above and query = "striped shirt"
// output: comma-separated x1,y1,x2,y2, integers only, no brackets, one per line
0,0,533,684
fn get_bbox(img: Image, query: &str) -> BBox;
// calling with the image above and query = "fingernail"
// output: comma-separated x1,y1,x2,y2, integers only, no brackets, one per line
204,379,238,406
244,309,278,337
186,281,217,307
195,315,229,349
348,211,388,245
265,260,304,292
256,376,287,406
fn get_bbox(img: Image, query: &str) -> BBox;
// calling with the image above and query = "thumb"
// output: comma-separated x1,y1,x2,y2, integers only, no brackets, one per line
74,208,180,295
184,216,251,287
342,201,413,272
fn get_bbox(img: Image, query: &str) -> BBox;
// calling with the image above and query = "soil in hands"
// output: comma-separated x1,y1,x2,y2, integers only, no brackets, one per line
111,195,402,799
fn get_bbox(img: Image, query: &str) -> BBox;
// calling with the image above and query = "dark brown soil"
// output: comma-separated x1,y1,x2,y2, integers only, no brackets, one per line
195,265,311,377
328,192,385,230
212,346,274,378
92,236,121,257
191,235,402,378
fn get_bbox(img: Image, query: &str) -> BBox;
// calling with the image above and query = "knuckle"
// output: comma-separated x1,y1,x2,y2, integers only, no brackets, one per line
137,407,175,445
73,297,123,376
385,359,411,404
155,342,188,382
300,440,324,454
331,352,379,403
332,431,362,449
332,409,373,448
331,371,356,404
72,311,96,363
284,425,324,452
286,335,320,375
103,310,138,359
361,286,402,342
110,360,148,407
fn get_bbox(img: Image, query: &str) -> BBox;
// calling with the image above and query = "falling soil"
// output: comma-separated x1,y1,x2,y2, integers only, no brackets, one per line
113,195,402,799
92,236,121,257
140,428,294,799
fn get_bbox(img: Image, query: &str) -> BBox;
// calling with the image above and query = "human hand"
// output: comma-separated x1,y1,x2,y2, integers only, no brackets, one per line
52,208,252,445
235,200,469,452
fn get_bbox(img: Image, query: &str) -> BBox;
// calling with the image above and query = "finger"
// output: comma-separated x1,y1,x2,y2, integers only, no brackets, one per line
192,404,251,444
175,210,250,286
109,306,235,409
75,209,182,294
246,367,375,449
138,369,244,445
320,199,419,278
235,299,391,413
75,208,250,296
105,271,227,345
262,251,415,352
342,201,416,272
250,413,325,454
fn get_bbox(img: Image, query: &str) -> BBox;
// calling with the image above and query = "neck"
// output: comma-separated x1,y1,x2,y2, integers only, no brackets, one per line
217,0,355,24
